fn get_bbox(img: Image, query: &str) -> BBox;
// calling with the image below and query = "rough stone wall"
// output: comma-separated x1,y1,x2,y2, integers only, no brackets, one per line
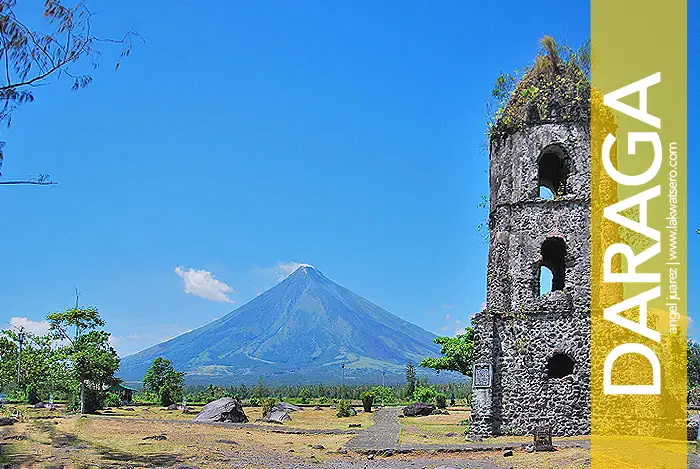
471,121,591,437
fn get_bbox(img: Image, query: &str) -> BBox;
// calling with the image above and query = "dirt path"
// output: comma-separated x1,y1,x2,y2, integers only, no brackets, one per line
345,408,402,451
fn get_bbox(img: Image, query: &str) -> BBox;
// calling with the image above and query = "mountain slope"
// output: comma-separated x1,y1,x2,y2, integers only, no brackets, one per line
118,266,444,384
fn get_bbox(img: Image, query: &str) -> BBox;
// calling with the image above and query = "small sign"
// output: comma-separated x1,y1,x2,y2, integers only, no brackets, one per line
473,363,492,388
534,423,554,452
49,394,54,405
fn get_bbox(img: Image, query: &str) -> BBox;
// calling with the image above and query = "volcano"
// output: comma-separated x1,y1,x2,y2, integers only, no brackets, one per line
118,265,447,384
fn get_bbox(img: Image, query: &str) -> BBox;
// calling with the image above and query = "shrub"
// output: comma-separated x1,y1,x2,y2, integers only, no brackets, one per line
299,388,311,405
336,399,353,418
25,383,40,405
435,393,447,409
133,391,158,405
318,395,328,404
361,391,374,413
105,392,121,407
261,397,277,416
413,386,437,404
371,386,396,405
248,396,261,407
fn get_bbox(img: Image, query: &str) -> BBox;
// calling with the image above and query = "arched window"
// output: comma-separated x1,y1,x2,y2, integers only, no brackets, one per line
538,145,566,199
540,237,566,293
539,265,554,295
547,353,575,379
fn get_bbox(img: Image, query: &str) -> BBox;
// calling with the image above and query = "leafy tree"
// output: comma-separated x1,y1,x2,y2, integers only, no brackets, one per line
260,397,276,416
48,307,120,413
419,329,475,377
413,385,437,404
298,387,311,404
253,378,267,398
0,0,138,185
435,393,447,409
0,328,64,399
405,362,417,398
335,399,353,418
142,357,185,405
689,340,700,389
370,385,396,405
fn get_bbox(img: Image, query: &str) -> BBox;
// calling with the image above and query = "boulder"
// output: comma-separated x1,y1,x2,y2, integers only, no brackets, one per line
402,402,436,417
264,409,292,423
272,402,303,412
689,388,700,408
34,402,56,410
193,398,248,423
688,414,700,440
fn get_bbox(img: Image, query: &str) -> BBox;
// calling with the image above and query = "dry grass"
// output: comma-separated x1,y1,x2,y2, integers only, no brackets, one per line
26,404,374,430
508,447,590,469
399,407,471,445
1,413,359,468
2,404,598,469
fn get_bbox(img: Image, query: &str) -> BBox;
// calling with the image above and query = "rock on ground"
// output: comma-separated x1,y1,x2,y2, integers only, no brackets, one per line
688,413,700,440
264,409,292,423
273,402,303,412
193,397,248,423
402,402,436,417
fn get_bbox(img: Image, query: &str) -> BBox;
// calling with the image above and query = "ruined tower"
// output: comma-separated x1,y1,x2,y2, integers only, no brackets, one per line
470,53,591,437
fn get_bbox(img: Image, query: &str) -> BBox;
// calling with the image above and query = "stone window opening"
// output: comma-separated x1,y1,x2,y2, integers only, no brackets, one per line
538,145,567,199
539,265,554,296
540,237,566,293
546,353,575,379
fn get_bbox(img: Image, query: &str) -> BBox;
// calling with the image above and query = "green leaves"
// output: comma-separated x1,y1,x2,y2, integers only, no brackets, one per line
47,306,105,341
419,329,475,377
143,357,185,405
0,305,119,412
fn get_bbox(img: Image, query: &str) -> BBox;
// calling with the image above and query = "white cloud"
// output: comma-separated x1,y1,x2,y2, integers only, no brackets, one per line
9,317,51,336
174,266,236,303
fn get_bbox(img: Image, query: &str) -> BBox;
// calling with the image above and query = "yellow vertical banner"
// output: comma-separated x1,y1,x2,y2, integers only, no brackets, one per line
591,1,687,468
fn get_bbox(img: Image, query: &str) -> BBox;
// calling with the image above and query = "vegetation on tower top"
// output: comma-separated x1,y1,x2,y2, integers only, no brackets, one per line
487,36,592,138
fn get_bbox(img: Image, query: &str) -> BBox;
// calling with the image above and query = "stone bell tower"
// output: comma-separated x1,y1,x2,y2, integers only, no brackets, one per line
470,55,591,437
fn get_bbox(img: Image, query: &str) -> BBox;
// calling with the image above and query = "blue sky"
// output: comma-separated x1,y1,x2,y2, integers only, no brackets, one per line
0,1,697,356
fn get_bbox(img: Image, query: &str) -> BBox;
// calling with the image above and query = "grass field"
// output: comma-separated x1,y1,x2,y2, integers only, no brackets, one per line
5,404,678,469
1,414,359,467
91,404,374,430
399,406,471,445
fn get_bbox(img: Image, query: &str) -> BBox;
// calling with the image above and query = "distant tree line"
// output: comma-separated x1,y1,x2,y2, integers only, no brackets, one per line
128,369,471,407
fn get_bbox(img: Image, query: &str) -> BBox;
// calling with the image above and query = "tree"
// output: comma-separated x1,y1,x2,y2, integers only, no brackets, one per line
48,306,120,413
0,0,138,184
142,357,185,406
405,362,417,398
0,328,64,400
689,340,700,389
419,329,475,377
298,387,311,404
